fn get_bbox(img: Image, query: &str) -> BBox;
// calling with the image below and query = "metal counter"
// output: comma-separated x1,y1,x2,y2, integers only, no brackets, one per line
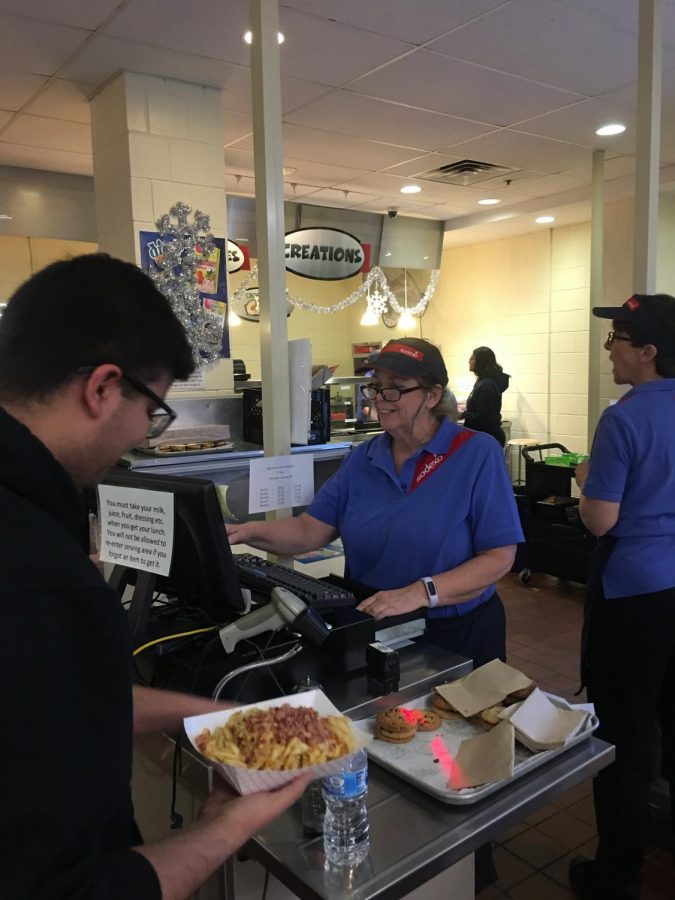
120,439,353,474
133,643,613,900
237,655,614,900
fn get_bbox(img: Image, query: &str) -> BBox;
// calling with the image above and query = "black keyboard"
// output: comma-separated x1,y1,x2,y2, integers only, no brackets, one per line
234,553,356,611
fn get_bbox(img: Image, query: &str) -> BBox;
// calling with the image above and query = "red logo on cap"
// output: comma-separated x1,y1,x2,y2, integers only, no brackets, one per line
626,296,640,310
385,342,424,361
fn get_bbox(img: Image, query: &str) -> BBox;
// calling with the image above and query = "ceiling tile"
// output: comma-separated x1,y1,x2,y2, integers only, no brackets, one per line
513,171,592,199
225,147,255,176
225,146,371,188
104,0,251,66
332,171,533,209
564,155,636,184
284,90,495,151
447,128,592,174
0,14,90,76
0,70,48,111
280,0,508,45
275,7,414,86
298,187,384,209
514,99,637,151
1,114,91,154
428,0,642,96
282,182,323,201
220,64,331,117
549,0,671,44
280,156,371,186
350,49,583,126
383,153,464,178
63,34,231,87
0,0,121,29
409,201,478,220
231,123,424,171
0,140,92,174
223,111,252,147
26,78,96,123
600,65,675,124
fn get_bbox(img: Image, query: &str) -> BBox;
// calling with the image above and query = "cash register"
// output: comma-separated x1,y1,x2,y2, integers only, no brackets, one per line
99,470,380,700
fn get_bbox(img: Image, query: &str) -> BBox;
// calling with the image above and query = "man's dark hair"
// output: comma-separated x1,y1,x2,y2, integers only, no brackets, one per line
0,254,195,402
614,294,675,377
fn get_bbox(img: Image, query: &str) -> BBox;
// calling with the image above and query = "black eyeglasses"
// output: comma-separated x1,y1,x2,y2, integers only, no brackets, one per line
74,366,177,439
605,331,633,347
360,384,424,402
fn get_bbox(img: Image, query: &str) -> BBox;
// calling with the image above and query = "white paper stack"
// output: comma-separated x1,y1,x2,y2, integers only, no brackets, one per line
503,689,590,751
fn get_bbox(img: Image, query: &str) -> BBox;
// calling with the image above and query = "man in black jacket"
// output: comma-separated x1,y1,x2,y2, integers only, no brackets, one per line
0,254,309,900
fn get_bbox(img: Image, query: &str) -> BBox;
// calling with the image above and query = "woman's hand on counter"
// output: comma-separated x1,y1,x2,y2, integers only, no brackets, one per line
357,582,428,620
226,522,256,545
225,513,338,556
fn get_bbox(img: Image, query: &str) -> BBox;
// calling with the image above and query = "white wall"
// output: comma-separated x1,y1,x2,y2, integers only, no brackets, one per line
423,225,590,452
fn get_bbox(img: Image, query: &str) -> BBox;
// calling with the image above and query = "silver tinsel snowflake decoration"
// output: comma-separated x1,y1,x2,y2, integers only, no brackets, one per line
147,202,222,364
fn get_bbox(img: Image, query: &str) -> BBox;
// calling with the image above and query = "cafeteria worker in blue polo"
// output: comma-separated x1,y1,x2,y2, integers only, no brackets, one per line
227,337,523,668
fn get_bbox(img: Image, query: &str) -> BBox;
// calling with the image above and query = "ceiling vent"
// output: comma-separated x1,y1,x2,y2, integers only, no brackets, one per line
417,159,522,187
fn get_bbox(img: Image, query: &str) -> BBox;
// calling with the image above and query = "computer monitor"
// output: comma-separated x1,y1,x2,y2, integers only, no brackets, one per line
99,469,247,644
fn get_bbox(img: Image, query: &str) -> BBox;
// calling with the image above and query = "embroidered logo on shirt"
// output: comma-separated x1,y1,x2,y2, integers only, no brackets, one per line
409,430,475,494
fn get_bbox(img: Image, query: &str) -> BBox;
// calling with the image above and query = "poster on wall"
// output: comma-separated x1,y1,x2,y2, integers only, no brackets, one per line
139,230,230,357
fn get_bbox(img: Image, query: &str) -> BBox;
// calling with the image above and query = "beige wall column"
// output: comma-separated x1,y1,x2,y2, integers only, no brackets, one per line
90,72,227,264
249,0,291,460
634,0,662,292
587,150,604,446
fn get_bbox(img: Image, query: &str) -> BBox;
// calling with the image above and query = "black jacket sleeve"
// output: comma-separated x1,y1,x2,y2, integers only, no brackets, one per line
464,378,502,433
0,584,162,900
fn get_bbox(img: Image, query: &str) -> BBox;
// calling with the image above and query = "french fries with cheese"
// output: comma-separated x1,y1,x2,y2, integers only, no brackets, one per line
195,703,357,771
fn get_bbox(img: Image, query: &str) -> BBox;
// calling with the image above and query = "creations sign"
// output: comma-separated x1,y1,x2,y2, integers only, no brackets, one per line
284,227,371,280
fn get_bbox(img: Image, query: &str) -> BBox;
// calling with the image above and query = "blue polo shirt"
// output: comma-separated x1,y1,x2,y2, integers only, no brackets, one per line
307,418,523,617
583,378,675,598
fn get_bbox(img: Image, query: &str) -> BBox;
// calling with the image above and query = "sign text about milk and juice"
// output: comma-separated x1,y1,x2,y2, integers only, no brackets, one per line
98,486,174,577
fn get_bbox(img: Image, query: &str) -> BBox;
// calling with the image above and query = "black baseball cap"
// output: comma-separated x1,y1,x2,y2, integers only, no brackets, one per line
593,293,675,355
371,338,448,386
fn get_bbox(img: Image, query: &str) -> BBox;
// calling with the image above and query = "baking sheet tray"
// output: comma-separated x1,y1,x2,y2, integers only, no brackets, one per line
136,442,234,457
355,691,598,805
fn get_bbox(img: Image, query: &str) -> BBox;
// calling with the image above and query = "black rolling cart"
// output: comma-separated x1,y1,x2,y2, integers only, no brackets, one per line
515,443,596,585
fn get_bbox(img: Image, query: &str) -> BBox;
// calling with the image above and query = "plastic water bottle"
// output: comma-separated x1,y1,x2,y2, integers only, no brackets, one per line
322,747,370,866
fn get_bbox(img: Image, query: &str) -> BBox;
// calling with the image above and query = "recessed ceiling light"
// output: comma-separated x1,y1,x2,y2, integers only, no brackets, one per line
282,166,297,175
385,252,392,257
478,198,501,206
536,215,555,224
595,123,626,136
400,184,421,194
243,30,285,44
0,214,12,220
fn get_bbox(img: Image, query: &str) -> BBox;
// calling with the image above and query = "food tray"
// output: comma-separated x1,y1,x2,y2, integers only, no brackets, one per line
355,690,597,805
136,442,234,457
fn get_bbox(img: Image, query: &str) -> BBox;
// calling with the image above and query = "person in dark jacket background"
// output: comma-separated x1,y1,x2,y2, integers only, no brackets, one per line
460,346,510,446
